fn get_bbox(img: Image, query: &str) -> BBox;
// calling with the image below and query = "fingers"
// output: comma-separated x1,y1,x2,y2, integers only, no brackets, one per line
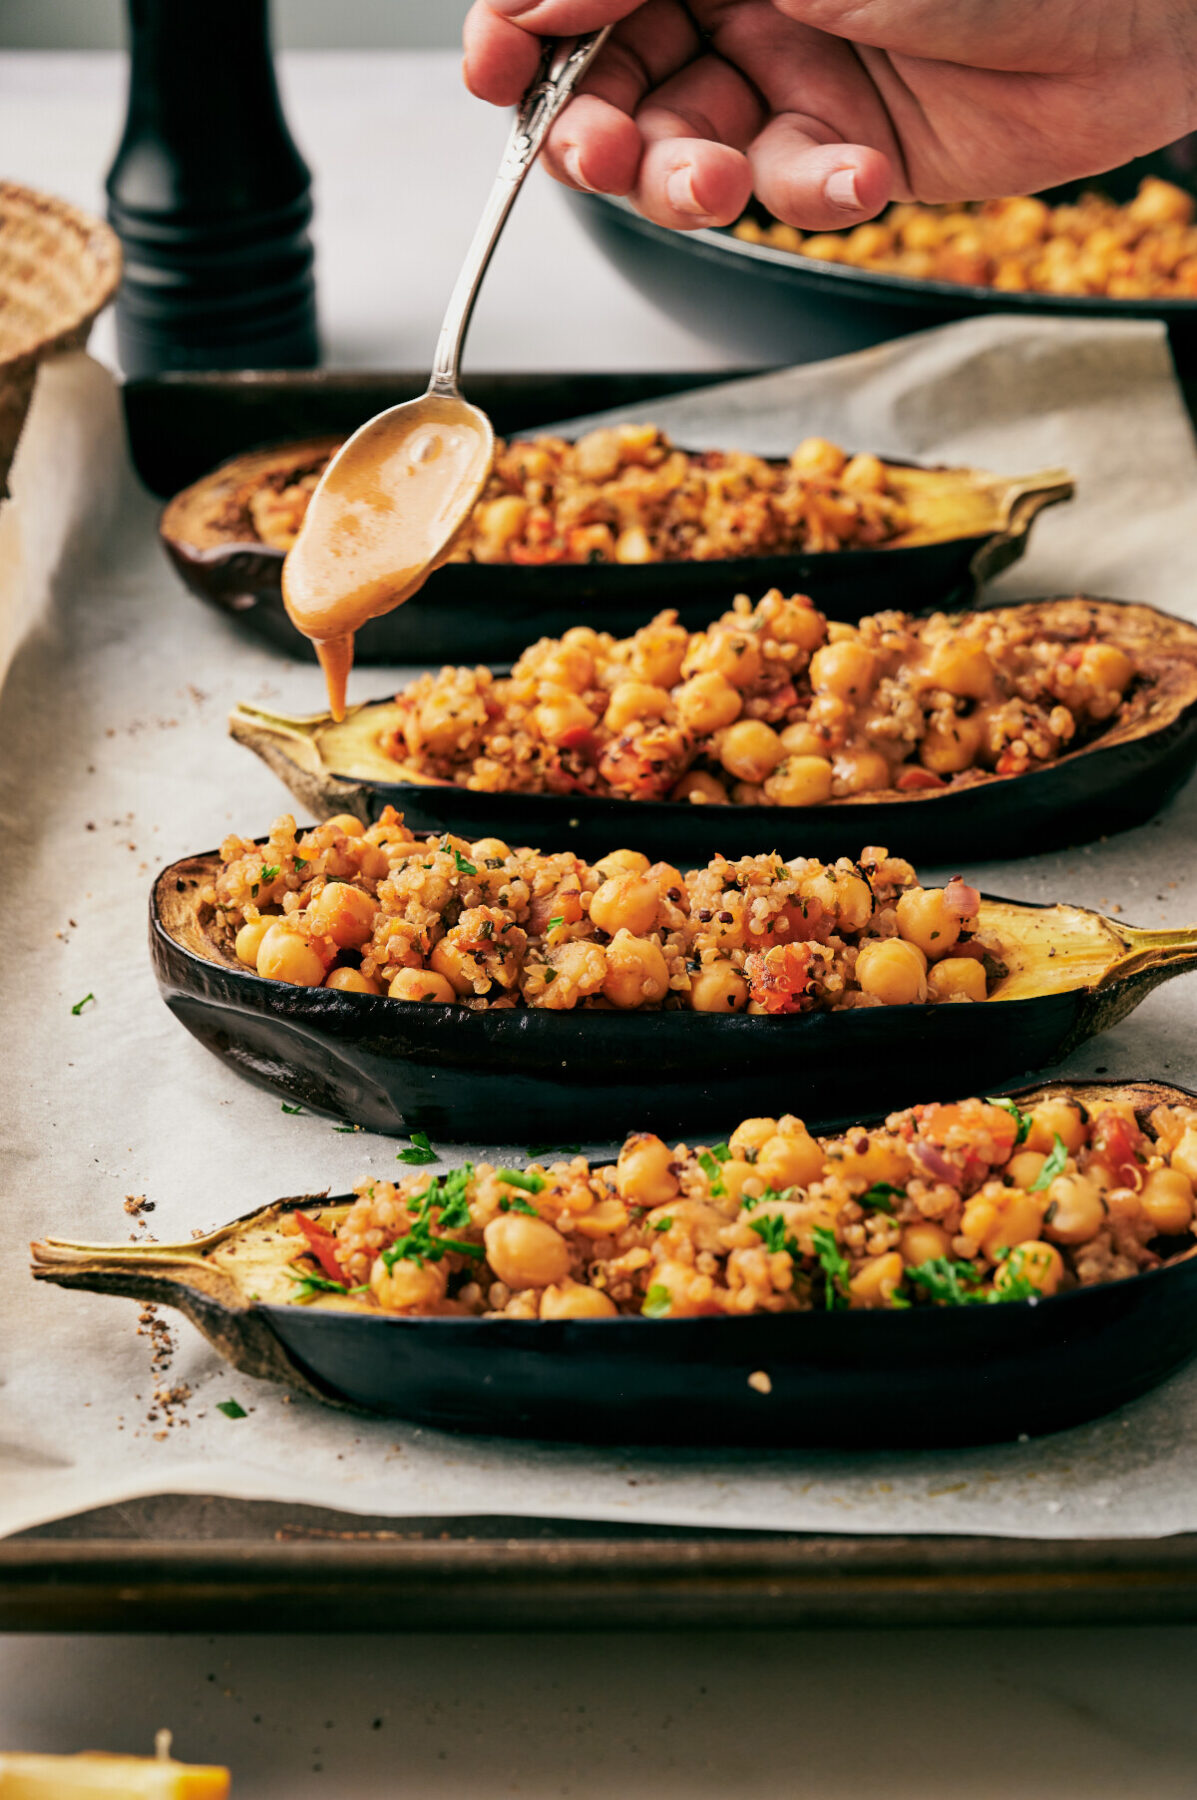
630,53,763,226
481,0,646,28
749,116,893,228
462,2,544,105
541,92,642,193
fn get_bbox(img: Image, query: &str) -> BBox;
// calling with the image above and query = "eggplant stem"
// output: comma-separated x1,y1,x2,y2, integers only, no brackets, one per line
228,702,350,743
1103,922,1197,986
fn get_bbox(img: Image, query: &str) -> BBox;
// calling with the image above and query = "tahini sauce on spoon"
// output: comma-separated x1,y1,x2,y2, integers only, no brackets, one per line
282,392,494,719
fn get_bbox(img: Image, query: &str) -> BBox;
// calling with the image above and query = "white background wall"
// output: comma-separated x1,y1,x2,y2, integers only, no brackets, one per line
0,1,470,50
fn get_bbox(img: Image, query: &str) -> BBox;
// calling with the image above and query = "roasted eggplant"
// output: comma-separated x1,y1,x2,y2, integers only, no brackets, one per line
229,597,1197,864
161,438,1070,664
151,847,1197,1140
31,1080,1197,1446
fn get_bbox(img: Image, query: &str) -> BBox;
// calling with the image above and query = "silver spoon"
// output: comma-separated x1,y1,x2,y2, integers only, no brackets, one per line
282,29,612,719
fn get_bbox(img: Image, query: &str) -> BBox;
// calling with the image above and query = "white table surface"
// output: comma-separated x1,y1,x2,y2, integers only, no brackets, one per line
2,48,1196,1797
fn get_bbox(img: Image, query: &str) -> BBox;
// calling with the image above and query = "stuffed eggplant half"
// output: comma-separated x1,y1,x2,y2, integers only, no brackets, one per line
150,814,1197,1139
32,1080,1197,1446
231,593,1197,864
161,425,1070,663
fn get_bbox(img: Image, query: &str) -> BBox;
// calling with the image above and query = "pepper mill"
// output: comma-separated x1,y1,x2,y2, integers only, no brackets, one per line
106,0,319,373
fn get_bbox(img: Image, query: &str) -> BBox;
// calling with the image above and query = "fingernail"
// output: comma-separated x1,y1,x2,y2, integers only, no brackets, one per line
824,168,860,210
563,145,593,192
665,166,709,218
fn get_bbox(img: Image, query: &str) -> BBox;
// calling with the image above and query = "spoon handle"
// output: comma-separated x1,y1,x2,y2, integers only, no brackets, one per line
428,28,612,397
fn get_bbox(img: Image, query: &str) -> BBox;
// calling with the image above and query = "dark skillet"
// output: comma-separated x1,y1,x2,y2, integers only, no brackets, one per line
160,438,1069,665
230,597,1197,865
30,1080,1197,1448
564,142,1197,376
151,846,1197,1140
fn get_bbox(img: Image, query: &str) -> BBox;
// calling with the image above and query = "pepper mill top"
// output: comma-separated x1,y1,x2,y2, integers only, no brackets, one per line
107,0,319,373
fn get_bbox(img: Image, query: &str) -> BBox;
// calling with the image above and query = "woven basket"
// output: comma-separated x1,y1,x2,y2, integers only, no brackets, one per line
0,182,121,495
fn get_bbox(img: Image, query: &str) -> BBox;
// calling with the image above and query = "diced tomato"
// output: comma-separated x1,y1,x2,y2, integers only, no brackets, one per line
996,750,1029,776
1090,1109,1146,1188
744,942,812,1014
556,725,599,757
769,898,831,945
896,767,947,792
292,1211,346,1284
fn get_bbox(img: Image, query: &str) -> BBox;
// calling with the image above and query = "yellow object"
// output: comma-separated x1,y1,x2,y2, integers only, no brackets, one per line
0,1753,229,1797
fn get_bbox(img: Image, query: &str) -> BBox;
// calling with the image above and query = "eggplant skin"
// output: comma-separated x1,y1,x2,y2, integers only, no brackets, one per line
149,851,1197,1142
235,597,1197,865
160,441,1069,664
31,1079,1197,1448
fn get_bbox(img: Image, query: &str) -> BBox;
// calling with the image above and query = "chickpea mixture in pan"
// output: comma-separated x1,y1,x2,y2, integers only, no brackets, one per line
734,178,1197,299
382,591,1137,805
282,1090,1197,1318
242,425,909,560
205,811,1005,1012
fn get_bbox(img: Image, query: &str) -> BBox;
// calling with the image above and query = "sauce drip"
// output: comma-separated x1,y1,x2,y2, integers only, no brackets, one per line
282,393,493,718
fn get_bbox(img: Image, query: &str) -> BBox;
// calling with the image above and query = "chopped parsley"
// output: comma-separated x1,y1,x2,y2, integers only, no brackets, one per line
750,1212,799,1257
396,1130,437,1165
281,1102,305,1115
642,1283,672,1318
333,1123,359,1134
547,916,565,931
498,1195,539,1216
741,1184,794,1211
651,1216,674,1232
293,855,309,870
215,1400,247,1420
285,1265,347,1300
906,1256,984,1306
861,1181,905,1214
381,1164,482,1268
697,1149,727,1197
992,1246,1043,1303
496,1168,546,1195
70,993,95,1015
811,1225,852,1310
450,845,477,876
1029,1132,1068,1192
987,1095,1032,1144
260,864,280,883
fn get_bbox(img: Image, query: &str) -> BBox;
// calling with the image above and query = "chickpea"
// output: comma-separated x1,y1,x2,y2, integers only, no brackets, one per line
730,782,765,807
779,722,827,758
371,1253,449,1313
590,873,660,938
919,712,984,775
924,639,995,701
536,642,594,692
615,526,654,564
763,595,826,651
719,719,785,784
1043,1172,1106,1244
757,1128,825,1190
1140,1168,1195,1236
682,628,762,690
1006,1150,1047,1191
630,622,688,689
235,917,272,967
602,930,671,1008
540,940,608,1010
324,967,380,996
484,1214,571,1289
791,437,846,478
927,957,988,1003
675,671,743,734
841,452,887,495
763,755,834,807
307,880,379,950
849,1250,905,1308
533,690,596,746
688,961,749,1013
729,1117,779,1162
616,1133,679,1206
672,770,730,805
603,680,673,733
476,493,529,549
982,1192,1047,1258
809,639,878,703
718,1158,759,1203
325,813,365,837
855,938,927,1006
834,1136,911,1188
256,922,326,987
1166,1123,1195,1180
471,837,512,864
1077,643,1134,695
540,1280,618,1320
829,872,874,935
429,937,477,996
388,968,456,1004
896,887,961,961
901,1221,951,1266
594,849,650,881
832,748,891,796
995,1241,1064,1298
1128,176,1194,228
1025,1099,1088,1156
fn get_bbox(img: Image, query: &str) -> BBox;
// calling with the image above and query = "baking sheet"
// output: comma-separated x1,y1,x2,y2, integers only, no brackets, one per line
3,315,1197,1542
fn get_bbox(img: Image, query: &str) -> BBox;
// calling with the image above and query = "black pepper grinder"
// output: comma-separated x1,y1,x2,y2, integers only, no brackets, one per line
106,0,319,374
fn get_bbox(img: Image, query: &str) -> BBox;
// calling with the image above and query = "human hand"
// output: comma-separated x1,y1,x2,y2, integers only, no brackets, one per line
463,0,1197,231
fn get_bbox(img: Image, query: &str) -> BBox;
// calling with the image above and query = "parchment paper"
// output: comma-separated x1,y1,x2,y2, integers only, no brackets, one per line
3,314,1197,1541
